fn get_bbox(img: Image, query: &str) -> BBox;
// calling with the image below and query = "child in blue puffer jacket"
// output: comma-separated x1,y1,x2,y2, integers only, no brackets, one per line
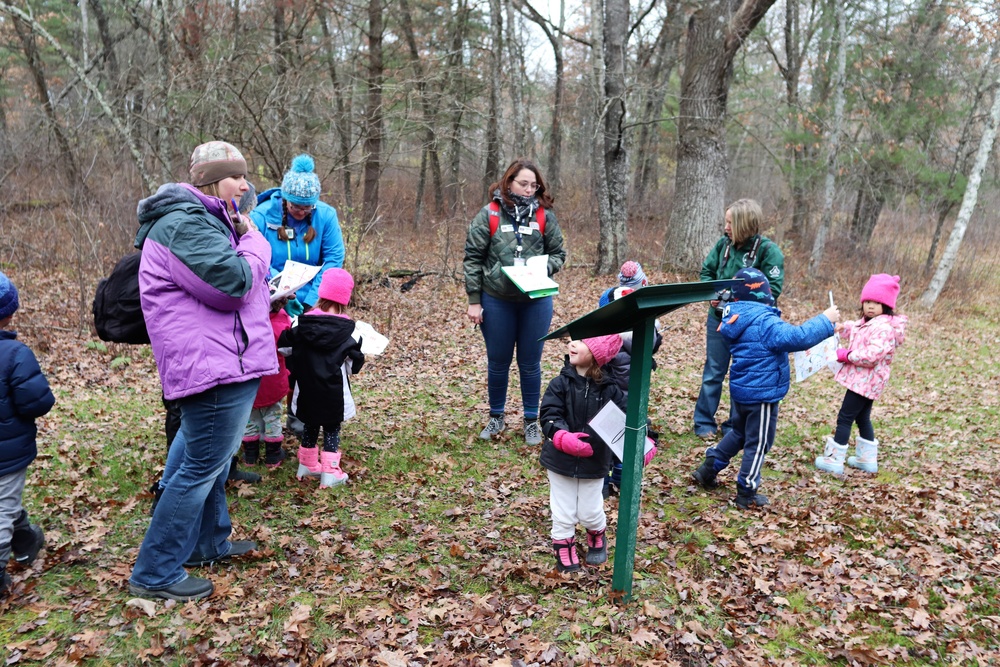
690,268,840,510
0,271,54,597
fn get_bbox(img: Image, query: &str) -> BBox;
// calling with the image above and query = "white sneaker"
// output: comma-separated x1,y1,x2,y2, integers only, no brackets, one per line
524,420,542,445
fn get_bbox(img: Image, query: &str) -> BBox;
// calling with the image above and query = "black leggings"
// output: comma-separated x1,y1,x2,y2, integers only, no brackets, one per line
834,389,875,444
301,423,341,453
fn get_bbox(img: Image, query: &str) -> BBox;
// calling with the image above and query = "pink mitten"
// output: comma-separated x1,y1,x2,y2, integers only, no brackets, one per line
836,348,850,363
552,430,594,457
643,445,658,467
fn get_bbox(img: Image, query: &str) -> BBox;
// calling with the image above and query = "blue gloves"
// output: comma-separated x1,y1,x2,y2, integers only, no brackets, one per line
285,298,305,318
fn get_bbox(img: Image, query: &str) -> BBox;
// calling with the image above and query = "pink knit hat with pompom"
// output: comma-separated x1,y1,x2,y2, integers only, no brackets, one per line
582,334,623,367
317,268,354,305
860,274,900,310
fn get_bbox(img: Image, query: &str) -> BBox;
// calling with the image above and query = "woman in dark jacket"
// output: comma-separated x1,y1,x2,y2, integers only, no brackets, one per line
464,158,566,445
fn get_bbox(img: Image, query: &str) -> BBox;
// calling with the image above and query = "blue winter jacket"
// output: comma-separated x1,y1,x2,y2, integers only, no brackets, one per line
0,330,55,476
250,189,345,307
718,301,834,404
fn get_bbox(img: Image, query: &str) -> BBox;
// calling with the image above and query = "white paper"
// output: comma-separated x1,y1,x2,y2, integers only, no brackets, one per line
793,335,841,382
268,260,322,302
588,401,655,461
352,320,389,355
501,255,559,297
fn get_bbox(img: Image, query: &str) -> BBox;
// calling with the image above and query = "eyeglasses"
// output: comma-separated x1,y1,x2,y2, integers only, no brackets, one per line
286,202,315,214
512,179,539,192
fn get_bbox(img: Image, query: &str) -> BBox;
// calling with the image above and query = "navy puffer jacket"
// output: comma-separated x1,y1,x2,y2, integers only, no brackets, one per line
718,301,834,404
0,330,55,476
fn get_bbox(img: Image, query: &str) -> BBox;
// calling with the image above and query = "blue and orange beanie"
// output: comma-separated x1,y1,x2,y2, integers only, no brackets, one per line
732,268,774,306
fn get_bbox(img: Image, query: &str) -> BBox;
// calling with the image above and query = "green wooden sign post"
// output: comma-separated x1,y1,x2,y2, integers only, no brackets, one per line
544,279,739,599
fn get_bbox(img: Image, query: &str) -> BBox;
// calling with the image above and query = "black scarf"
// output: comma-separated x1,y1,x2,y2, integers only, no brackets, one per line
494,189,539,225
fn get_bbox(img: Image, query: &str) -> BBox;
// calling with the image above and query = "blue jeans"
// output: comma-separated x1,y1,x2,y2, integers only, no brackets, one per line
479,292,553,419
130,379,259,590
693,312,735,435
707,401,779,492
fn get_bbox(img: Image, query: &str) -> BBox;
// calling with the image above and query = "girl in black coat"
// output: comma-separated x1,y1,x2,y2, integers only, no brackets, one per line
539,335,626,573
279,269,364,489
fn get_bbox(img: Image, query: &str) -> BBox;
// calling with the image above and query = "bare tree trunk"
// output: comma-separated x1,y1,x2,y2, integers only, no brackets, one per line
595,0,630,273
632,3,684,202
590,0,611,252
362,0,384,223
505,0,528,156
518,0,567,189
154,0,173,184
663,0,779,272
782,0,809,241
445,0,471,213
483,0,503,200
88,0,122,101
809,0,847,272
920,65,1000,308
317,4,354,215
399,0,444,222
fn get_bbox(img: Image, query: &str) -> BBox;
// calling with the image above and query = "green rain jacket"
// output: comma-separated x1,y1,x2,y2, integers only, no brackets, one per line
700,234,785,320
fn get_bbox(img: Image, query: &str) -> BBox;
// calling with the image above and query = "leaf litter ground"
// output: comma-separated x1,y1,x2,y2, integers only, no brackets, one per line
1,264,999,666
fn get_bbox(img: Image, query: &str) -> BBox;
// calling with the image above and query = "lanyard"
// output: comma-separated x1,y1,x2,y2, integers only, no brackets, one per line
285,236,310,263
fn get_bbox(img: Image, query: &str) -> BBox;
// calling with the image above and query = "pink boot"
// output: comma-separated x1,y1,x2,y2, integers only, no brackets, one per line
296,446,322,480
319,451,349,488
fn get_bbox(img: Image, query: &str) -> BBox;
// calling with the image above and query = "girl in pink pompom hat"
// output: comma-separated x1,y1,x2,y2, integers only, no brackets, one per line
815,274,907,476
278,268,365,489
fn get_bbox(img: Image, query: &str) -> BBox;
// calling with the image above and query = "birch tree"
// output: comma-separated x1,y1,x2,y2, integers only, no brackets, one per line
920,65,1000,308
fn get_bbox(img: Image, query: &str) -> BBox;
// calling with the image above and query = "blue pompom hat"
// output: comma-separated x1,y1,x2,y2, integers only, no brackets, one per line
0,270,20,320
281,154,321,206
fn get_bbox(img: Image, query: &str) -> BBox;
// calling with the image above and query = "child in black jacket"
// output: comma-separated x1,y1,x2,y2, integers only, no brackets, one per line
279,268,364,489
0,271,54,596
539,335,627,573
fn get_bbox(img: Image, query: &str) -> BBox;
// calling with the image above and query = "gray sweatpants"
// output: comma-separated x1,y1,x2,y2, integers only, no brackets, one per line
0,468,27,562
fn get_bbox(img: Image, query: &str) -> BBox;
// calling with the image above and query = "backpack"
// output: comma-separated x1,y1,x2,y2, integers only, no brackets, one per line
93,251,150,345
488,201,546,236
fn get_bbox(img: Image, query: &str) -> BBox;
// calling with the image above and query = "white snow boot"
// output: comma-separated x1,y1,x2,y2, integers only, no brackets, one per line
815,436,848,474
847,436,879,473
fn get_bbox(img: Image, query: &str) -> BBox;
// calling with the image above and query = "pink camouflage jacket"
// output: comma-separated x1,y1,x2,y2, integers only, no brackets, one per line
834,314,908,400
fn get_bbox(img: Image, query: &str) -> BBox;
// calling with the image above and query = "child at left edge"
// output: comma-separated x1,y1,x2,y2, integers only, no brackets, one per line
539,334,656,573
0,271,54,596
690,267,840,510
278,268,365,489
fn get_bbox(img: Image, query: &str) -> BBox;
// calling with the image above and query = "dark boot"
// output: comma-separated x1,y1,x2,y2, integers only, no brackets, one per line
242,440,260,465
264,441,287,469
552,538,581,573
0,562,9,598
585,528,608,565
10,511,44,565
734,486,769,510
149,480,164,516
228,457,261,483
691,457,720,490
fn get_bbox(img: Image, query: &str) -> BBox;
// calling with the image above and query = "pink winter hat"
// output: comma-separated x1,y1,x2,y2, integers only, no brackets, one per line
317,268,354,305
860,274,900,310
582,334,623,368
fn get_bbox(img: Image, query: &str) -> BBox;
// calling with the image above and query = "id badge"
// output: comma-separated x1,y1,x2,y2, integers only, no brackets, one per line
518,225,533,235
513,257,526,267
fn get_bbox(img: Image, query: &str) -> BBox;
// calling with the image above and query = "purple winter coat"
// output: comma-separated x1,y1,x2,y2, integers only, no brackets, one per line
134,183,278,400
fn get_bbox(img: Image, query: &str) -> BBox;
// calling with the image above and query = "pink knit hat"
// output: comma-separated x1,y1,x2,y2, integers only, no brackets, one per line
317,268,354,305
582,334,623,368
860,274,900,310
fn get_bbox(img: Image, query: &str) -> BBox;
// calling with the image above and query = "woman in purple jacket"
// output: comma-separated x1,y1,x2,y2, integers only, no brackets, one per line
128,142,278,602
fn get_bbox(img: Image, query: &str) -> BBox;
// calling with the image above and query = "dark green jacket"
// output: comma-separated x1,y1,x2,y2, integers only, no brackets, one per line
463,204,566,304
700,234,784,318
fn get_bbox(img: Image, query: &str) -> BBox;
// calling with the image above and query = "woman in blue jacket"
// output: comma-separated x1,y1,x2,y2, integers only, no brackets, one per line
250,154,345,315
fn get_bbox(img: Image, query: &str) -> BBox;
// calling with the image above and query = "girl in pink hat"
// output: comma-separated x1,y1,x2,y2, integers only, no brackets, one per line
815,274,908,475
539,335,656,573
278,268,365,488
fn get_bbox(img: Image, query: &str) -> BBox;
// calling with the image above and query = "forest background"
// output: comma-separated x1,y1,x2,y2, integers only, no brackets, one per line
1,0,1000,665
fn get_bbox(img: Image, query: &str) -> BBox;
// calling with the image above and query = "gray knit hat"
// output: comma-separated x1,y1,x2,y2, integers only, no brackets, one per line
189,141,247,187
281,154,321,206
0,271,20,320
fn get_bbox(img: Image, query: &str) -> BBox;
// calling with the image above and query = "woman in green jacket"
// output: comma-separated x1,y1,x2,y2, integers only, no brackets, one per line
464,158,566,445
694,199,785,440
